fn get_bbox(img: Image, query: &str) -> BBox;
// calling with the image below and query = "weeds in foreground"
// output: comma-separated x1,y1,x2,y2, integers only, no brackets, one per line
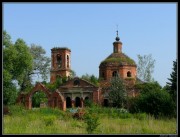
3,105,177,134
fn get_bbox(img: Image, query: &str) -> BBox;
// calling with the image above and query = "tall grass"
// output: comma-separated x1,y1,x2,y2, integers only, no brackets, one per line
3,105,177,134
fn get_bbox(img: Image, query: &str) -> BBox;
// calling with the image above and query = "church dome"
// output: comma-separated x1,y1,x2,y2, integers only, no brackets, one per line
99,52,136,67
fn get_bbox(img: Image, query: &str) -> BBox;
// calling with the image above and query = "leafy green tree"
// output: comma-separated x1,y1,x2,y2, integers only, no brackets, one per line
3,30,13,47
3,31,16,105
137,54,155,82
14,43,51,92
69,69,76,78
44,77,66,92
3,30,51,105
3,31,33,104
108,76,127,108
90,75,99,86
137,88,175,118
129,82,175,118
3,69,18,105
81,73,99,86
29,44,51,81
13,39,33,91
166,59,177,103
137,81,162,94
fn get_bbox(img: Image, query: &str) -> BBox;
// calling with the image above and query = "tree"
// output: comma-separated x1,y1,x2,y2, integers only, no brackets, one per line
3,30,17,105
3,69,18,105
137,88,175,118
3,31,33,105
3,30,13,47
69,69,76,78
29,44,51,81
137,54,155,82
129,82,175,118
137,81,162,94
166,59,177,102
108,76,127,108
18,44,51,92
81,73,99,86
13,39,33,92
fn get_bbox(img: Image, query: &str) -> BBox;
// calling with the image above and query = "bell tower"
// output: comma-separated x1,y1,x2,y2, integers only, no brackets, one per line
50,47,71,83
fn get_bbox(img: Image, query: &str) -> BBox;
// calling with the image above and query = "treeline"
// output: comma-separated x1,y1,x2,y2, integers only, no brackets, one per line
3,30,51,105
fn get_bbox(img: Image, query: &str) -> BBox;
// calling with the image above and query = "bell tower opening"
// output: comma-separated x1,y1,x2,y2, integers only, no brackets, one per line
57,54,62,68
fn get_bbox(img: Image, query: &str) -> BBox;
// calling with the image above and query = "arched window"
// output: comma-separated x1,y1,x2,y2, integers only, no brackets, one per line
67,55,69,68
57,54,62,68
101,72,105,80
112,71,118,77
75,97,81,107
74,79,80,86
127,71,131,77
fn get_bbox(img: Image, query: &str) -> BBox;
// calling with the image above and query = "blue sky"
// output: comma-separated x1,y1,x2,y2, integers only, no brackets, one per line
3,3,177,87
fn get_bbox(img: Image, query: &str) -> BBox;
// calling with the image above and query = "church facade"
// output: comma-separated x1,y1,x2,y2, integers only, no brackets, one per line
17,31,139,111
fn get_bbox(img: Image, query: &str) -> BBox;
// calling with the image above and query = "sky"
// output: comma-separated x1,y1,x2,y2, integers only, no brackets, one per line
3,3,177,87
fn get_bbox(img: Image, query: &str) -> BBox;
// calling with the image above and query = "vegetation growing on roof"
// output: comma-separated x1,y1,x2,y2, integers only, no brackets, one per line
101,57,135,65
51,47,70,50
100,53,136,65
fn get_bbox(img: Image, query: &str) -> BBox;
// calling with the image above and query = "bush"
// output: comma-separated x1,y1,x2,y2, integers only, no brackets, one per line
84,112,100,134
137,89,175,118
8,104,26,115
128,82,175,118
127,97,140,113
84,99,94,107
73,108,86,120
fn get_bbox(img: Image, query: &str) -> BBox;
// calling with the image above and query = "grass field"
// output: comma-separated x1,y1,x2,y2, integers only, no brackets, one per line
3,105,177,134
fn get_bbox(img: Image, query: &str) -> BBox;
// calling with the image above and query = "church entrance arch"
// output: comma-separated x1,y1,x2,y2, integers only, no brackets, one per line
75,97,81,107
31,90,48,108
66,97,72,108
26,83,51,109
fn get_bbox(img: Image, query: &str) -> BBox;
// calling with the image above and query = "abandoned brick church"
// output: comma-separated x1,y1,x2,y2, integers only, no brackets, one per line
17,31,140,111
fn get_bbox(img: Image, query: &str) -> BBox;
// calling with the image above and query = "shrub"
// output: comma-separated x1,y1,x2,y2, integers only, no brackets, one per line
84,112,100,134
84,99,94,107
8,104,26,115
127,97,140,113
73,108,86,120
128,82,175,118
137,89,175,118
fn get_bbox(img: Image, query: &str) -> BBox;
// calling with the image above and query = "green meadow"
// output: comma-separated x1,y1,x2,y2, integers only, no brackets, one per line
3,105,177,134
